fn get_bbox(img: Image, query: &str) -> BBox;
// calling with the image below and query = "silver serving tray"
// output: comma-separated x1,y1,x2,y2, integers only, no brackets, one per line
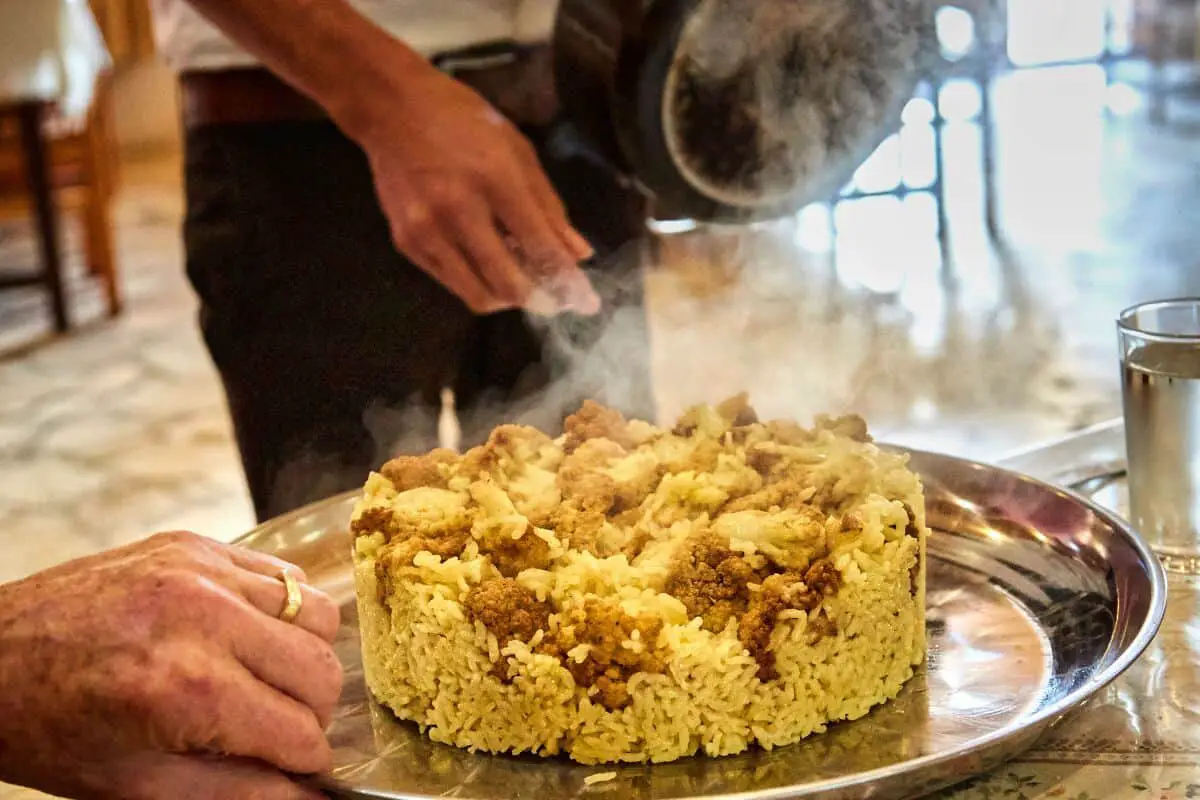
235,448,1166,800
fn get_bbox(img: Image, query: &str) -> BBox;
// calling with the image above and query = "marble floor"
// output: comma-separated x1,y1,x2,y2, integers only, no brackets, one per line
2,63,1200,586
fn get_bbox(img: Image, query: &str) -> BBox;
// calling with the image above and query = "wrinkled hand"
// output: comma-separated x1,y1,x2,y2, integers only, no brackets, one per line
353,65,601,316
0,531,343,800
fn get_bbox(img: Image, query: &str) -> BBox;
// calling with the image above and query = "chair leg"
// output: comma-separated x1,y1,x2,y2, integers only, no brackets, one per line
83,189,122,316
930,78,953,286
16,102,69,333
978,67,1001,244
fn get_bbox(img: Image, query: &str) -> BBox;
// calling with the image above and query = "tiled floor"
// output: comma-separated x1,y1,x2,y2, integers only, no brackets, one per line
0,156,255,585
1,52,1200,800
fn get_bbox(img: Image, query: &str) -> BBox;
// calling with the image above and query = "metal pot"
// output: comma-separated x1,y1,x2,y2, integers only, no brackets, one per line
553,0,930,224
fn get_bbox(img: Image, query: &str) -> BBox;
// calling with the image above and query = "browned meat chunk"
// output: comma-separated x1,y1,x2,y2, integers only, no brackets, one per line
806,609,838,644
463,578,551,645
722,476,815,514
620,527,653,562
716,392,759,427
670,438,723,475
380,450,456,490
539,601,664,711
665,532,767,632
745,448,783,477
351,506,398,539
548,505,609,556
902,503,921,595
458,444,499,480
476,527,552,578
373,529,472,600
804,559,840,598
815,414,872,443
563,401,635,453
739,559,841,681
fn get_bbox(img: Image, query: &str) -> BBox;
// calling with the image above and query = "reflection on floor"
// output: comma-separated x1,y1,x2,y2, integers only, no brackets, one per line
2,63,1200,600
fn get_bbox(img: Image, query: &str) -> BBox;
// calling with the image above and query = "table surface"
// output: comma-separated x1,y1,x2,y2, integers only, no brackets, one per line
0,0,109,121
946,421,1200,800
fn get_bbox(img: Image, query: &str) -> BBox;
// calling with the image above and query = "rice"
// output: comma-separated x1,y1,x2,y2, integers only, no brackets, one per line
584,772,618,785
351,395,927,765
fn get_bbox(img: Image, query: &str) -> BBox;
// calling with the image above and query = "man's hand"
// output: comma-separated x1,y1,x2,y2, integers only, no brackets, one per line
0,531,342,800
351,66,601,316
176,0,602,316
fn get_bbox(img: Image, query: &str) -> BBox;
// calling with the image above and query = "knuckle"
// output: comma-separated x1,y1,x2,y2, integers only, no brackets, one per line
389,227,414,256
146,530,202,551
165,659,220,716
107,657,155,711
512,135,539,162
464,296,493,314
128,566,192,607
309,591,342,642
402,201,435,232
427,179,469,212
112,658,197,747
301,728,333,772
307,645,344,724
153,567,208,602
277,718,331,774
318,644,345,699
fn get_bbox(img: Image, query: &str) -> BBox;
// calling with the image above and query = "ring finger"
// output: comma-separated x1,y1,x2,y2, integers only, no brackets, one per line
224,544,309,584
236,569,342,643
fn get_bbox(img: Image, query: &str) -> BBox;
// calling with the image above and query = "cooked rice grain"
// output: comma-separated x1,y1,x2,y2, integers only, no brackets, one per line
352,399,927,764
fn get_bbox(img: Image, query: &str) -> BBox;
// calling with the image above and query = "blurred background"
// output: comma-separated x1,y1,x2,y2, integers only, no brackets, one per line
3,0,1200,580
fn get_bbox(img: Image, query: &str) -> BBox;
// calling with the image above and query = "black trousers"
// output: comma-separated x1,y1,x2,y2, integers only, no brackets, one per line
183,119,655,522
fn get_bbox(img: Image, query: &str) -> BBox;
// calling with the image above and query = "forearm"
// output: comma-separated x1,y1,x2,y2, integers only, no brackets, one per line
182,0,430,139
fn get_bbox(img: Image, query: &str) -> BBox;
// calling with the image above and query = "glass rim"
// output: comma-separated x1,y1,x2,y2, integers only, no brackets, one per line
1117,297,1200,343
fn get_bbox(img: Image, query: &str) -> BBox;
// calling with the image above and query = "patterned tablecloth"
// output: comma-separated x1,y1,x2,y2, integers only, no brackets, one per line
947,421,1200,800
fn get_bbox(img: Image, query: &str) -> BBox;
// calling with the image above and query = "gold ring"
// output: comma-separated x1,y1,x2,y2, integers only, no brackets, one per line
278,568,303,624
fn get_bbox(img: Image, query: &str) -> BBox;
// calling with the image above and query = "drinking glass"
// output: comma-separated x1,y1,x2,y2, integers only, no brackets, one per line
1119,298,1200,575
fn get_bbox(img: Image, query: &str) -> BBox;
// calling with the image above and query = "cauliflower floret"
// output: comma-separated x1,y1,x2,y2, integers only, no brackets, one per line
469,479,530,541
467,479,556,577
673,403,731,439
625,419,663,446
712,508,828,570
563,401,637,453
505,464,562,525
709,453,764,499
390,487,469,527
486,424,558,468
651,472,729,523
602,450,666,512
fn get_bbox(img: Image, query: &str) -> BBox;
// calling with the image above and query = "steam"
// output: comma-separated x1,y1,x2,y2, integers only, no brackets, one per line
359,209,1071,482
362,239,657,462
450,240,659,444
356,0,949,467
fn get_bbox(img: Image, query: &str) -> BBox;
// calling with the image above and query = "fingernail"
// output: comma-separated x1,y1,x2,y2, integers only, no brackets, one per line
540,268,599,315
573,288,602,315
563,278,601,316
565,229,594,260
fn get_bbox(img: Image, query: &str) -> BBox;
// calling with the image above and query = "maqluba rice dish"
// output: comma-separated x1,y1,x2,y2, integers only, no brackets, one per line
350,395,928,765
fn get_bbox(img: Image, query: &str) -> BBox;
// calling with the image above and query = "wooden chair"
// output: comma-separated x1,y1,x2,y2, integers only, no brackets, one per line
0,69,122,331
